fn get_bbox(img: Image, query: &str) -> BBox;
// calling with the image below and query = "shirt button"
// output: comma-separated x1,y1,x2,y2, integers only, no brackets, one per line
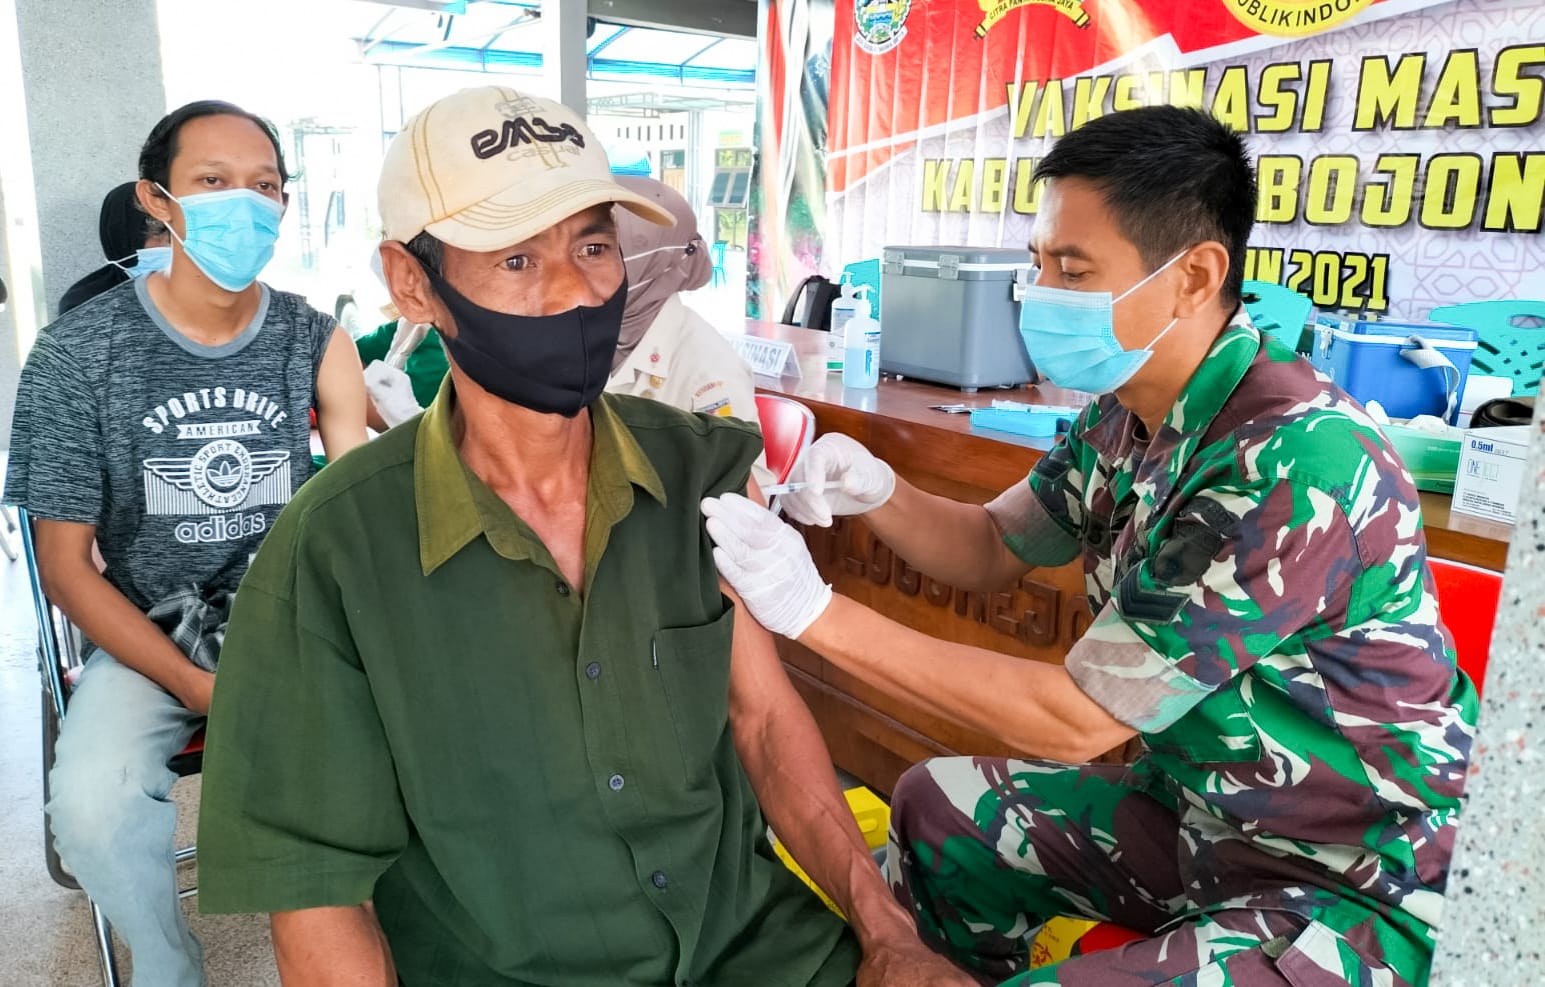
609,773,625,791
651,870,669,889
585,661,601,680
555,581,570,596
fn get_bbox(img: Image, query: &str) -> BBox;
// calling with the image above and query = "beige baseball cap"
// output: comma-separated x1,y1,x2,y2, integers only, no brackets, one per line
378,86,674,252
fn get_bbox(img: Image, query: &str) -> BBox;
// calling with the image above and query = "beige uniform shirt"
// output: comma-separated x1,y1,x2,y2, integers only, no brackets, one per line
607,295,772,488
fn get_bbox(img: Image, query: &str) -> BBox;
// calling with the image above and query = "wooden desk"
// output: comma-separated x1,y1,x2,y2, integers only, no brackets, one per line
738,321,1514,794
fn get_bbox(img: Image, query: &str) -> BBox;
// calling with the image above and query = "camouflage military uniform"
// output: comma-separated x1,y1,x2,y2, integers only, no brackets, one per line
889,315,1476,985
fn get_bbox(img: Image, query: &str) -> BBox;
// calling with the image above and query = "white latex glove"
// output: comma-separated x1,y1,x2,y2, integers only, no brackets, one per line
701,493,833,639
779,433,896,528
384,317,432,370
363,360,423,428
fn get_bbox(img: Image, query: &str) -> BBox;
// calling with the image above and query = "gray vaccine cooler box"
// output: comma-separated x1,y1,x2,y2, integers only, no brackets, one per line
878,246,1038,391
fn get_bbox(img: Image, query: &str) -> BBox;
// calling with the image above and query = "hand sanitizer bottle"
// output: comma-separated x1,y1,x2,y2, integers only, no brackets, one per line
827,273,860,372
841,286,881,389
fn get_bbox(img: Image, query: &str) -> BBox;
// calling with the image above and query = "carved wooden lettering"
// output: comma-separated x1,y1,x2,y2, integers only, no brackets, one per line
988,592,1021,638
894,557,922,596
1062,593,1095,646
954,590,988,623
840,518,867,577
923,577,952,608
802,519,840,568
867,537,893,586
1017,578,1061,647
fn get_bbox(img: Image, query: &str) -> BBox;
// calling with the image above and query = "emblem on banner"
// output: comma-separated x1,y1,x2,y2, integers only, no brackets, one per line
974,0,1090,39
1221,0,1375,37
854,0,912,55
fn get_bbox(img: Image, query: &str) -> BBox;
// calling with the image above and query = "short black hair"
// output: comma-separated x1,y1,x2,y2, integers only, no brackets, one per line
404,231,444,274
138,100,291,191
1034,106,1256,306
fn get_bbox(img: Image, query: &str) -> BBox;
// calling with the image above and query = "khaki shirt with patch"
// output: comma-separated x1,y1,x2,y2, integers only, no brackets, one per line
607,295,772,488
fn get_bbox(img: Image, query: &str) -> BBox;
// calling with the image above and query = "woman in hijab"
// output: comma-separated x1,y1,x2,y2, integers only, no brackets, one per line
606,177,766,458
58,181,170,313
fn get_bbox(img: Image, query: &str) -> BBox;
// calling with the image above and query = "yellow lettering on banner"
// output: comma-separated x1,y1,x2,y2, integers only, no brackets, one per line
1483,153,1545,233
1168,69,1208,110
1301,59,1330,131
921,159,950,212
1245,247,1285,284
1012,158,1042,215
1424,50,1483,129
1071,76,1112,128
1305,156,1359,225
1211,66,1251,132
949,159,977,212
1354,54,1425,130
1490,45,1545,127
1256,156,1302,223
1112,74,1144,112
1361,154,1419,228
981,159,1009,213
1008,82,1042,139
1420,154,1483,229
1256,62,1302,133
1032,82,1067,137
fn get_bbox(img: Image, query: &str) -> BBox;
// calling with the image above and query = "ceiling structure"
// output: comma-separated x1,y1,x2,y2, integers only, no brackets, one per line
354,0,758,88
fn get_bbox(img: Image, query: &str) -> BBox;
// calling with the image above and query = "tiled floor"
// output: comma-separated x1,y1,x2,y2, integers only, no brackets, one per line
0,544,279,985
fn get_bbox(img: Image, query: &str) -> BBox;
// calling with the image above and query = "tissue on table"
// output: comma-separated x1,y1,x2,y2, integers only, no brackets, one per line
1380,415,1464,493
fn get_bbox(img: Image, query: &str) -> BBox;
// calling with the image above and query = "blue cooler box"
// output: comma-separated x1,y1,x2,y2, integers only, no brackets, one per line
1311,317,1479,422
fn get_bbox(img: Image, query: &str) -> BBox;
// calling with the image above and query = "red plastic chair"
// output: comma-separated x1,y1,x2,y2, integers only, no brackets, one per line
1428,557,1503,695
755,394,816,484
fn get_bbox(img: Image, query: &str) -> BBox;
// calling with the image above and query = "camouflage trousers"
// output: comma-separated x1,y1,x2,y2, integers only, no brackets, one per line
888,757,1427,986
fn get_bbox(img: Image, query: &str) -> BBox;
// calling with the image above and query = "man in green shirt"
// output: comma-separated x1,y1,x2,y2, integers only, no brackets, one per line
198,86,965,987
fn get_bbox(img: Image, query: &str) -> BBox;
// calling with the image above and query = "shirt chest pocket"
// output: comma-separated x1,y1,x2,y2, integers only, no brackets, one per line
1142,677,1263,765
653,605,736,777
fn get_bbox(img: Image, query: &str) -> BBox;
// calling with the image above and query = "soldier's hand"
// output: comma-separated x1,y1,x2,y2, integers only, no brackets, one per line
779,433,896,527
857,939,982,987
701,492,831,639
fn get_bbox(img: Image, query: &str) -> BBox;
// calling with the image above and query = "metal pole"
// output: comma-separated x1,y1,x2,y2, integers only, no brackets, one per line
540,0,587,117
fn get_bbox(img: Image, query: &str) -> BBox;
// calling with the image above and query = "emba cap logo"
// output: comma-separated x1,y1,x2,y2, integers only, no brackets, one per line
471,93,587,163
855,0,912,56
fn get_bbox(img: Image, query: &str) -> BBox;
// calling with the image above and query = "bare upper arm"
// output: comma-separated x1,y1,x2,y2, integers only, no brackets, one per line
315,328,368,458
32,518,100,595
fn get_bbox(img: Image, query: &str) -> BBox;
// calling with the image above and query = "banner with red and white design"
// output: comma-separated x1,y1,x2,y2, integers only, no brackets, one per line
751,0,1545,320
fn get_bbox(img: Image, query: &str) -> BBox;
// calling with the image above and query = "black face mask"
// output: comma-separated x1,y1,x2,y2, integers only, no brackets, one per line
426,267,627,418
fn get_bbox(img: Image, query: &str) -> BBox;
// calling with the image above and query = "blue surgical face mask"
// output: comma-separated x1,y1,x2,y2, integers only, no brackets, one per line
1018,251,1186,393
110,246,172,279
156,184,282,292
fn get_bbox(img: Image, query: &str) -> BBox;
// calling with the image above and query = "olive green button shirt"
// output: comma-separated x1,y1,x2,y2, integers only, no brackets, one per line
198,383,859,986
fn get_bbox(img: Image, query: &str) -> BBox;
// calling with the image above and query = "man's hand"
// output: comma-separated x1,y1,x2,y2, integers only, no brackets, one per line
178,667,216,715
702,493,831,639
363,360,422,429
780,433,896,527
857,938,980,987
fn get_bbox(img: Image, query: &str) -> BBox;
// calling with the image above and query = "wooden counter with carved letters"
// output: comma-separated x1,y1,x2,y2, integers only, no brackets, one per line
734,320,1514,795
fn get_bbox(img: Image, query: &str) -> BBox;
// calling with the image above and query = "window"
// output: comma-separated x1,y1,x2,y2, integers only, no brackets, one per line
708,166,752,208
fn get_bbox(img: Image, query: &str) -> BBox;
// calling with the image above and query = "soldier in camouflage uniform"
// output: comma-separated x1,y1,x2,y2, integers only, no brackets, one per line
701,106,1473,985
